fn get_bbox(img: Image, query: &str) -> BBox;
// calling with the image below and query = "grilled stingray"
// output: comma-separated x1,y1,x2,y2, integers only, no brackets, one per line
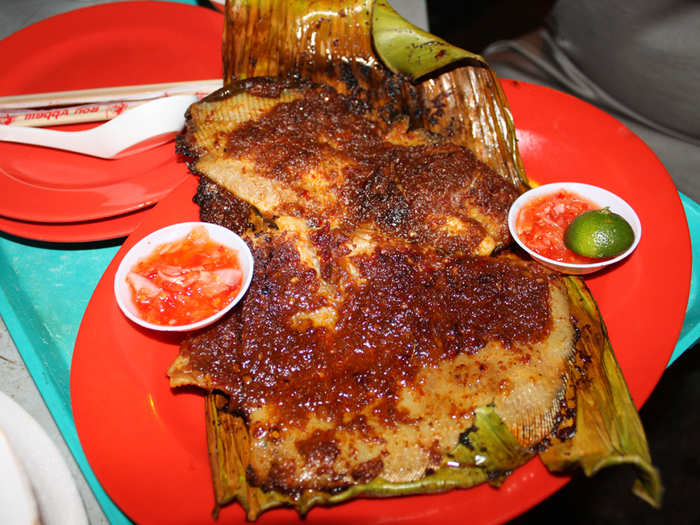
169,77,576,496
178,78,520,257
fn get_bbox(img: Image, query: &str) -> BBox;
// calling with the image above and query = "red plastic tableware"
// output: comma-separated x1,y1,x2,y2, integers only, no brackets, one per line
0,1,223,225
72,78,691,524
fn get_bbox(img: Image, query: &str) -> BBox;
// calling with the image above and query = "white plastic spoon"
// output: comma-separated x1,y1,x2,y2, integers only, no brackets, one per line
0,94,197,159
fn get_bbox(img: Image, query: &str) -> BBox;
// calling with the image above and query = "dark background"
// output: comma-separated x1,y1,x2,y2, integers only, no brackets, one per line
425,2,700,523
426,0,555,53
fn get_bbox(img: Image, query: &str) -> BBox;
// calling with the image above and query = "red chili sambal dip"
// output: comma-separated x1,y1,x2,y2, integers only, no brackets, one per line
516,190,600,264
126,225,243,326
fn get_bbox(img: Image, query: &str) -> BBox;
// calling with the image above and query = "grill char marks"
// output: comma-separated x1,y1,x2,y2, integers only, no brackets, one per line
169,78,575,495
174,222,557,424
169,180,575,493
178,78,519,257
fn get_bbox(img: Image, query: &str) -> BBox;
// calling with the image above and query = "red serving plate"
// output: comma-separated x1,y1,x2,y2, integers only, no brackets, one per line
0,1,222,232
72,69,690,525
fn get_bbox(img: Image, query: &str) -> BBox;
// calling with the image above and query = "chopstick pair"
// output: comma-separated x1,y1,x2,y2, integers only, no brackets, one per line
0,79,222,127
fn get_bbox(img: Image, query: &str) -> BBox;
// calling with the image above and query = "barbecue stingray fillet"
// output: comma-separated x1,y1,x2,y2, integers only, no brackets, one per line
170,78,576,495
178,78,520,257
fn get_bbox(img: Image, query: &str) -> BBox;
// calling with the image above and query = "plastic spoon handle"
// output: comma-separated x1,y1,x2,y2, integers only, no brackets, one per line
0,95,197,159
0,125,97,155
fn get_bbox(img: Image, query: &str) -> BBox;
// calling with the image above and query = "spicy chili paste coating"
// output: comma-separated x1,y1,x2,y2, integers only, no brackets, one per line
170,78,575,494
181,234,553,426
179,78,519,256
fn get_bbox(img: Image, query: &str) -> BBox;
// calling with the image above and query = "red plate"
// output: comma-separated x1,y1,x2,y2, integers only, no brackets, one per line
0,208,148,243
71,79,691,524
0,2,223,224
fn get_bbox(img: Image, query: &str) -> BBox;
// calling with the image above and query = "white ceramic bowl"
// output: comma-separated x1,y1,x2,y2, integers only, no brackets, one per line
114,222,254,331
508,182,642,275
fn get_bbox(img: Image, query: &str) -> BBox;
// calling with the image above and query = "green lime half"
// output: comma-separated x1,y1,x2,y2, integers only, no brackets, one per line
564,208,635,258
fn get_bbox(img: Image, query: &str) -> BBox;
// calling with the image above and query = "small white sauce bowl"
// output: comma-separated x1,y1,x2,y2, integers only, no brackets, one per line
114,222,254,331
508,182,642,275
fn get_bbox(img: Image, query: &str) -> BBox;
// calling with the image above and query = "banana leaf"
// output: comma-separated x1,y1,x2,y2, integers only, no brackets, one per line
205,0,661,519
221,0,527,192
207,393,536,520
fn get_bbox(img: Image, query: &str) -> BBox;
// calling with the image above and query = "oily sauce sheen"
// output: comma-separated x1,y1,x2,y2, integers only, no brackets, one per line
221,84,518,254
179,82,552,430
172,79,576,494
182,235,554,427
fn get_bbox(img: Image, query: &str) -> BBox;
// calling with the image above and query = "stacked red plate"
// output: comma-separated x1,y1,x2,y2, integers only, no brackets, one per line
0,2,224,242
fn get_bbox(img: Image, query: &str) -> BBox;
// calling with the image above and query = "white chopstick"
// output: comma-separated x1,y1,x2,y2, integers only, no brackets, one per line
0,79,223,127
0,79,222,109
1,100,148,127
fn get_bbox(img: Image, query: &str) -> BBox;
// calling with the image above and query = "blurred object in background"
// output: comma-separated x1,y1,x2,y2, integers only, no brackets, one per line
429,0,700,203
427,0,555,54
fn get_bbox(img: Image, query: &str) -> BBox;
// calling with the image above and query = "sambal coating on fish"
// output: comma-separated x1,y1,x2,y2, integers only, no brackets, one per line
176,77,521,257
170,77,576,495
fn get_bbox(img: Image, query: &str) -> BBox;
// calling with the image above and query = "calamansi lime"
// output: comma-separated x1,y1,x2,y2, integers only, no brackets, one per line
564,208,635,258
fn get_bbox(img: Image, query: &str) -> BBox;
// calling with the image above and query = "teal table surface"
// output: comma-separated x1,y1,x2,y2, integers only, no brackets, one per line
1,193,698,524
0,1,203,523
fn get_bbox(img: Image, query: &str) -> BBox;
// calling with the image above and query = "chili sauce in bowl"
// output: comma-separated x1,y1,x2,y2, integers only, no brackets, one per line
508,182,641,275
114,222,254,331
